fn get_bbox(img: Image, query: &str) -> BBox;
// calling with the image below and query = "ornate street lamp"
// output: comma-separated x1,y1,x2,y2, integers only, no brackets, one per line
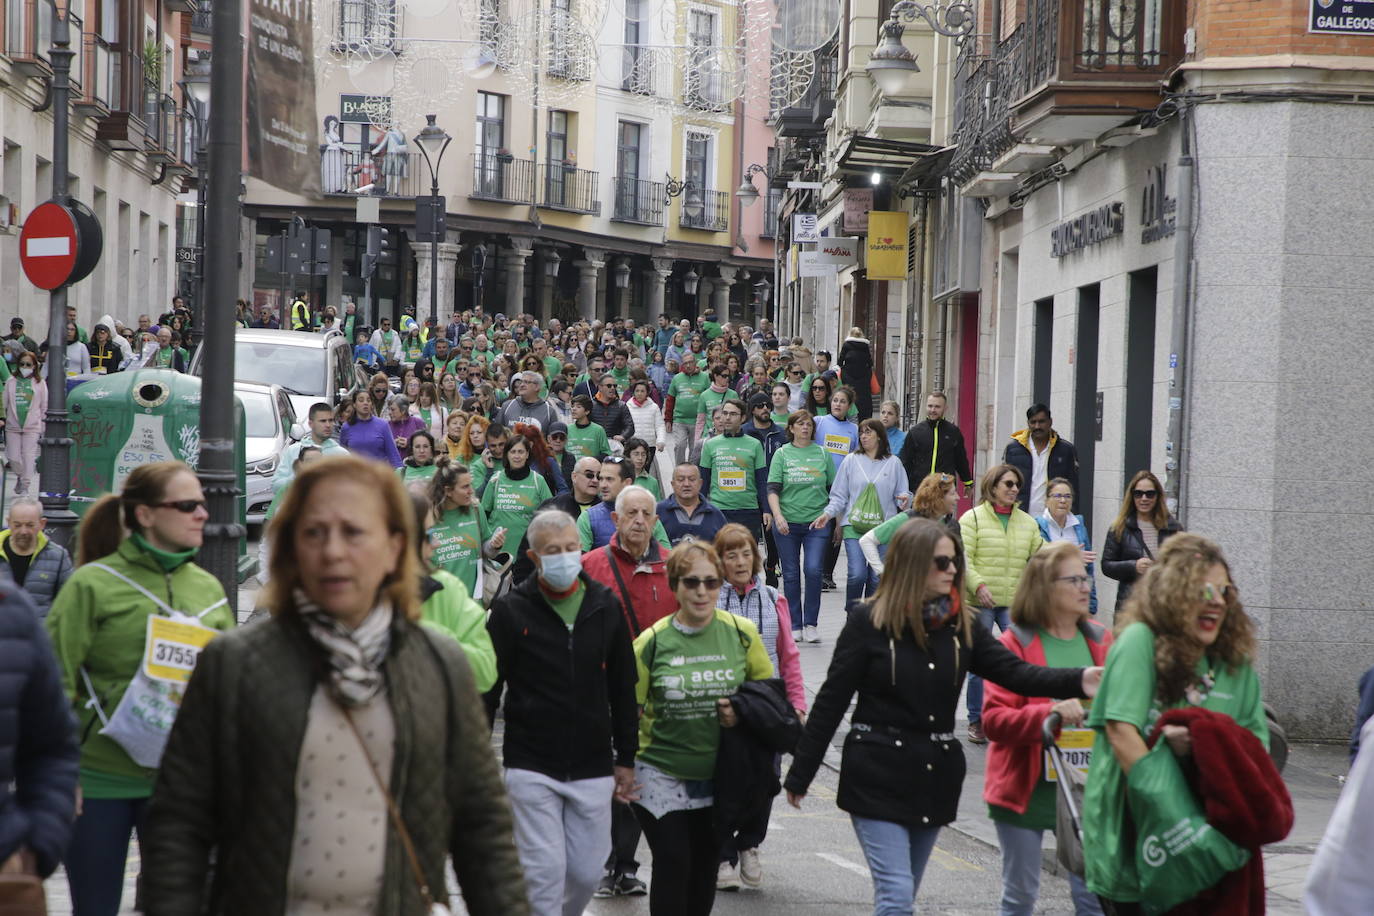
867,0,975,94
414,114,453,323
736,163,773,206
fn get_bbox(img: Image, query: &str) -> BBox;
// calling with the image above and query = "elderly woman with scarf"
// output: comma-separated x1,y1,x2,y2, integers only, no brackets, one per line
143,455,528,915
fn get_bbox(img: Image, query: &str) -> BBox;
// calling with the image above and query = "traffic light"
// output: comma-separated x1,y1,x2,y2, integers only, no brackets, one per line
362,225,390,279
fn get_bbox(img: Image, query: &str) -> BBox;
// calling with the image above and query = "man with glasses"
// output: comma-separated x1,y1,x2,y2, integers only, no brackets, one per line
486,510,639,916
898,391,974,497
573,355,607,400
509,456,602,581
698,400,769,545
1004,403,1080,516
590,377,633,444
498,371,560,433
579,459,670,552
369,316,403,377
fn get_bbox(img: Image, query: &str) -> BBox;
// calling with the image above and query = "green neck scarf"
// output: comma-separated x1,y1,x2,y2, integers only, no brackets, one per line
132,531,198,572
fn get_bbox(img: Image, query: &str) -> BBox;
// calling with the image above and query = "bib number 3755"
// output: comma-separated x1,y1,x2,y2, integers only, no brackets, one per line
143,616,218,684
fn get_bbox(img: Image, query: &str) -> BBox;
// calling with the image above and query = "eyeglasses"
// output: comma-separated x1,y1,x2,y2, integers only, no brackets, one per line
603,457,626,465
1132,489,1158,500
810,385,827,392
1201,582,1236,603
1000,480,1020,489
678,576,723,592
1056,575,1092,589
576,470,596,478
1049,493,1073,501
931,555,957,571
788,370,803,377
150,499,207,513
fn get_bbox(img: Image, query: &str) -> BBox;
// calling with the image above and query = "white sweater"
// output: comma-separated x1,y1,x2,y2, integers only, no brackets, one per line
625,396,666,448
823,453,909,531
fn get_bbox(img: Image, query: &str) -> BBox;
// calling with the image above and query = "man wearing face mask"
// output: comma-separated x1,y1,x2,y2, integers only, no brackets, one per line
486,510,639,916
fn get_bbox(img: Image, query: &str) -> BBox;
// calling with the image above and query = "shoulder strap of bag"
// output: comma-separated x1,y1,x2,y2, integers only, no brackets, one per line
79,666,110,726
336,699,440,913
88,563,227,620
604,545,641,637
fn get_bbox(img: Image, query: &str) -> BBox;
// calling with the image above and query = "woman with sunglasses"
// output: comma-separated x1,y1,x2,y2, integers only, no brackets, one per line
1082,534,1269,913
785,519,1098,916
1101,471,1182,611
982,542,1112,916
960,464,1044,745
47,462,234,914
1037,477,1098,616
4,349,45,495
629,541,774,916
803,375,832,417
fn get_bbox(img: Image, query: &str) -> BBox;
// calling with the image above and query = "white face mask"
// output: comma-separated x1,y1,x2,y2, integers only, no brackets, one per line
538,549,582,591
18,366,32,378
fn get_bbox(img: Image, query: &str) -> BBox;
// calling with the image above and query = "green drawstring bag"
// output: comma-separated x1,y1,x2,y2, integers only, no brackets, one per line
1126,742,1249,914
849,481,885,535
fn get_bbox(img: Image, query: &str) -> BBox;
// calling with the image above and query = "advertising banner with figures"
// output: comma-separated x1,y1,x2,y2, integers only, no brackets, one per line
247,0,321,195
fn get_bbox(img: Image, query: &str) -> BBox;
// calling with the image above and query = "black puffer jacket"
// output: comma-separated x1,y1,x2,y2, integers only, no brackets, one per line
143,613,529,916
784,603,1083,828
1101,514,1184,609
837,337,874,418
0,575,77,876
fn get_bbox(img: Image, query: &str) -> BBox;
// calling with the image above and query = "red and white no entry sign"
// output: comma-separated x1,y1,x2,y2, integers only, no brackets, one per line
19,201,80,291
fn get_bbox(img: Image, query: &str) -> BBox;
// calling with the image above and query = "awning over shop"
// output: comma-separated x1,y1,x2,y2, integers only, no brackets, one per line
896,145,956,191
833,135,942,179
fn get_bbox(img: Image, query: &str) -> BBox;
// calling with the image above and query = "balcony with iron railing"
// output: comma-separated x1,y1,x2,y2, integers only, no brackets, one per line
470,153,535,204
611,177,665,226
7,0,55,76
321,148,424,197
74,31,115,113
144,88,181,159
760,188,781,238
191,0,212,34
774,45,838,137
621,44,654,94
538,164,599,214
95,50,152,150
678,189,729,232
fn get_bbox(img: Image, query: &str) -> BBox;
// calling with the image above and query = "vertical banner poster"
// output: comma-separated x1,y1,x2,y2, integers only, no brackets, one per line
248,0,321,195
866,211,909,280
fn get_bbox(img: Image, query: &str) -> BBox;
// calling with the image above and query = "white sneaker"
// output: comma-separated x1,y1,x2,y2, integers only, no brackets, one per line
791,629,802,644
717,860,741,891
804,625,821,643
738,847,762,888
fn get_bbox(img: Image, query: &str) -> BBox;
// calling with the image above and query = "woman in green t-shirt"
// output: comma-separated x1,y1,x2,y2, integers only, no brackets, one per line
982,542,1112,915
766,410,836,642
1082,533,1269,911
397,431,438,486
479,434,551,559
631,541,773,916
427,458,504,599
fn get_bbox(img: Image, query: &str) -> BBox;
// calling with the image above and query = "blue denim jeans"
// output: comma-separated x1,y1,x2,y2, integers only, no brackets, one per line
966,606,1012,724
64,795,148,916
776,519,831,629
844,537,882,607
850,815,942,915
994,821,1103,916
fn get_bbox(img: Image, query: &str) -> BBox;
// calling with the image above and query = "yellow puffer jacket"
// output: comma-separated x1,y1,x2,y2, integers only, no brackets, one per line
959,502,1043,606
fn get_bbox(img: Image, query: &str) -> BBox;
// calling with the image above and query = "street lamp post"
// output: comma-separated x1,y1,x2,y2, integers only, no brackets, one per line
180,61,210,328
197,0,246,602
36,5,77,548
866,0,975,93
414,114,453,325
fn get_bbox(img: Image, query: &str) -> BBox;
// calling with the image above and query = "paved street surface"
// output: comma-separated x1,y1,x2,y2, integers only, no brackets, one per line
42,530,1347,914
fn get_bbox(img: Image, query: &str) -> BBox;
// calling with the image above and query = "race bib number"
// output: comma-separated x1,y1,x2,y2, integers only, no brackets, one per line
143,615,218,684
823,433,850,455
1044,727,1094,782
718,469,746,491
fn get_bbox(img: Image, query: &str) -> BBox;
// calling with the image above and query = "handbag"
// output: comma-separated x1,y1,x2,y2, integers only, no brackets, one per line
0,874,45,916
338,704,451,915
869,371,880,395
480,552,514,605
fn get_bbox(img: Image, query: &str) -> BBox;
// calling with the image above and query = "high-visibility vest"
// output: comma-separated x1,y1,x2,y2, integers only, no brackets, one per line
291,300,311,330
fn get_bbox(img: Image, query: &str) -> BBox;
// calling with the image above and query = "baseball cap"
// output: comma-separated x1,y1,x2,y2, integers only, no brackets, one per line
546,421,569,439
9,318,22,329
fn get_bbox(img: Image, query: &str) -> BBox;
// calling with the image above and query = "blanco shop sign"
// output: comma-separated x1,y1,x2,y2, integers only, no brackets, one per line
798,251,833,277
814,237,860,266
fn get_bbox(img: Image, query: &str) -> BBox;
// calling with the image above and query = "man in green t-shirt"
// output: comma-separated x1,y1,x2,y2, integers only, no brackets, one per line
608,349,632,390
486,509,639,916
532,336,563,380
666,354,710,466
698,400,768,542
566,395,610,461
770,382,794,426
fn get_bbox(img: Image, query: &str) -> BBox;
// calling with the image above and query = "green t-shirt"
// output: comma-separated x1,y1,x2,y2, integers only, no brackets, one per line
609,366,631,389
870,511,910,546
12,377,33,427
667,371,711,424
543,355,564,379
468,454,490,492
988,629,1094,830
770,411,791,427
398,464,438,485
633,610,774,780
698,387,739,437
430,504,491,598
635,473,662,499
566,420,610,461
544,580,585,631
701,320,723,340
767,443,835,522
480,470,552,562
700,433,765,512
153,346,176,369
1082,621,1268,901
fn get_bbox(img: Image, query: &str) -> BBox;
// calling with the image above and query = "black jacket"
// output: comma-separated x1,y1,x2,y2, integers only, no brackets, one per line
899,419,973,491
1004,433,1080,513
714,679,799,841
486,573,638,780
1101,515,1184,609
743,419,787,465
590,397,633,440
837,338,873,390
784,604,1083,828
509,492,595,582
0,577,77,877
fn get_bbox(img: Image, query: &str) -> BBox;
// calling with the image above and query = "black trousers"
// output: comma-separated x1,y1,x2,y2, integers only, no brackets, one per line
634,805,718,916
719,765,777,864
825,535,842,584
763,525,780,587
605,799,642,876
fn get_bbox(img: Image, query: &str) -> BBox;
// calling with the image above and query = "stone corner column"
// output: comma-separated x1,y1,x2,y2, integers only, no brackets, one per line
645,258,673,322
576,247,606,322
714,266,738,324
502,242,533,316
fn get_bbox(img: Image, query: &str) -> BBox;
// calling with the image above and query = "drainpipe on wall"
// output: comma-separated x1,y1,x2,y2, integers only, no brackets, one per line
1163,107,1195,524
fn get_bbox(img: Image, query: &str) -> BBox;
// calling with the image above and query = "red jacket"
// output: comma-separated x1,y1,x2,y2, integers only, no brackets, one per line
581,534,677,636
982,619,1112,813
